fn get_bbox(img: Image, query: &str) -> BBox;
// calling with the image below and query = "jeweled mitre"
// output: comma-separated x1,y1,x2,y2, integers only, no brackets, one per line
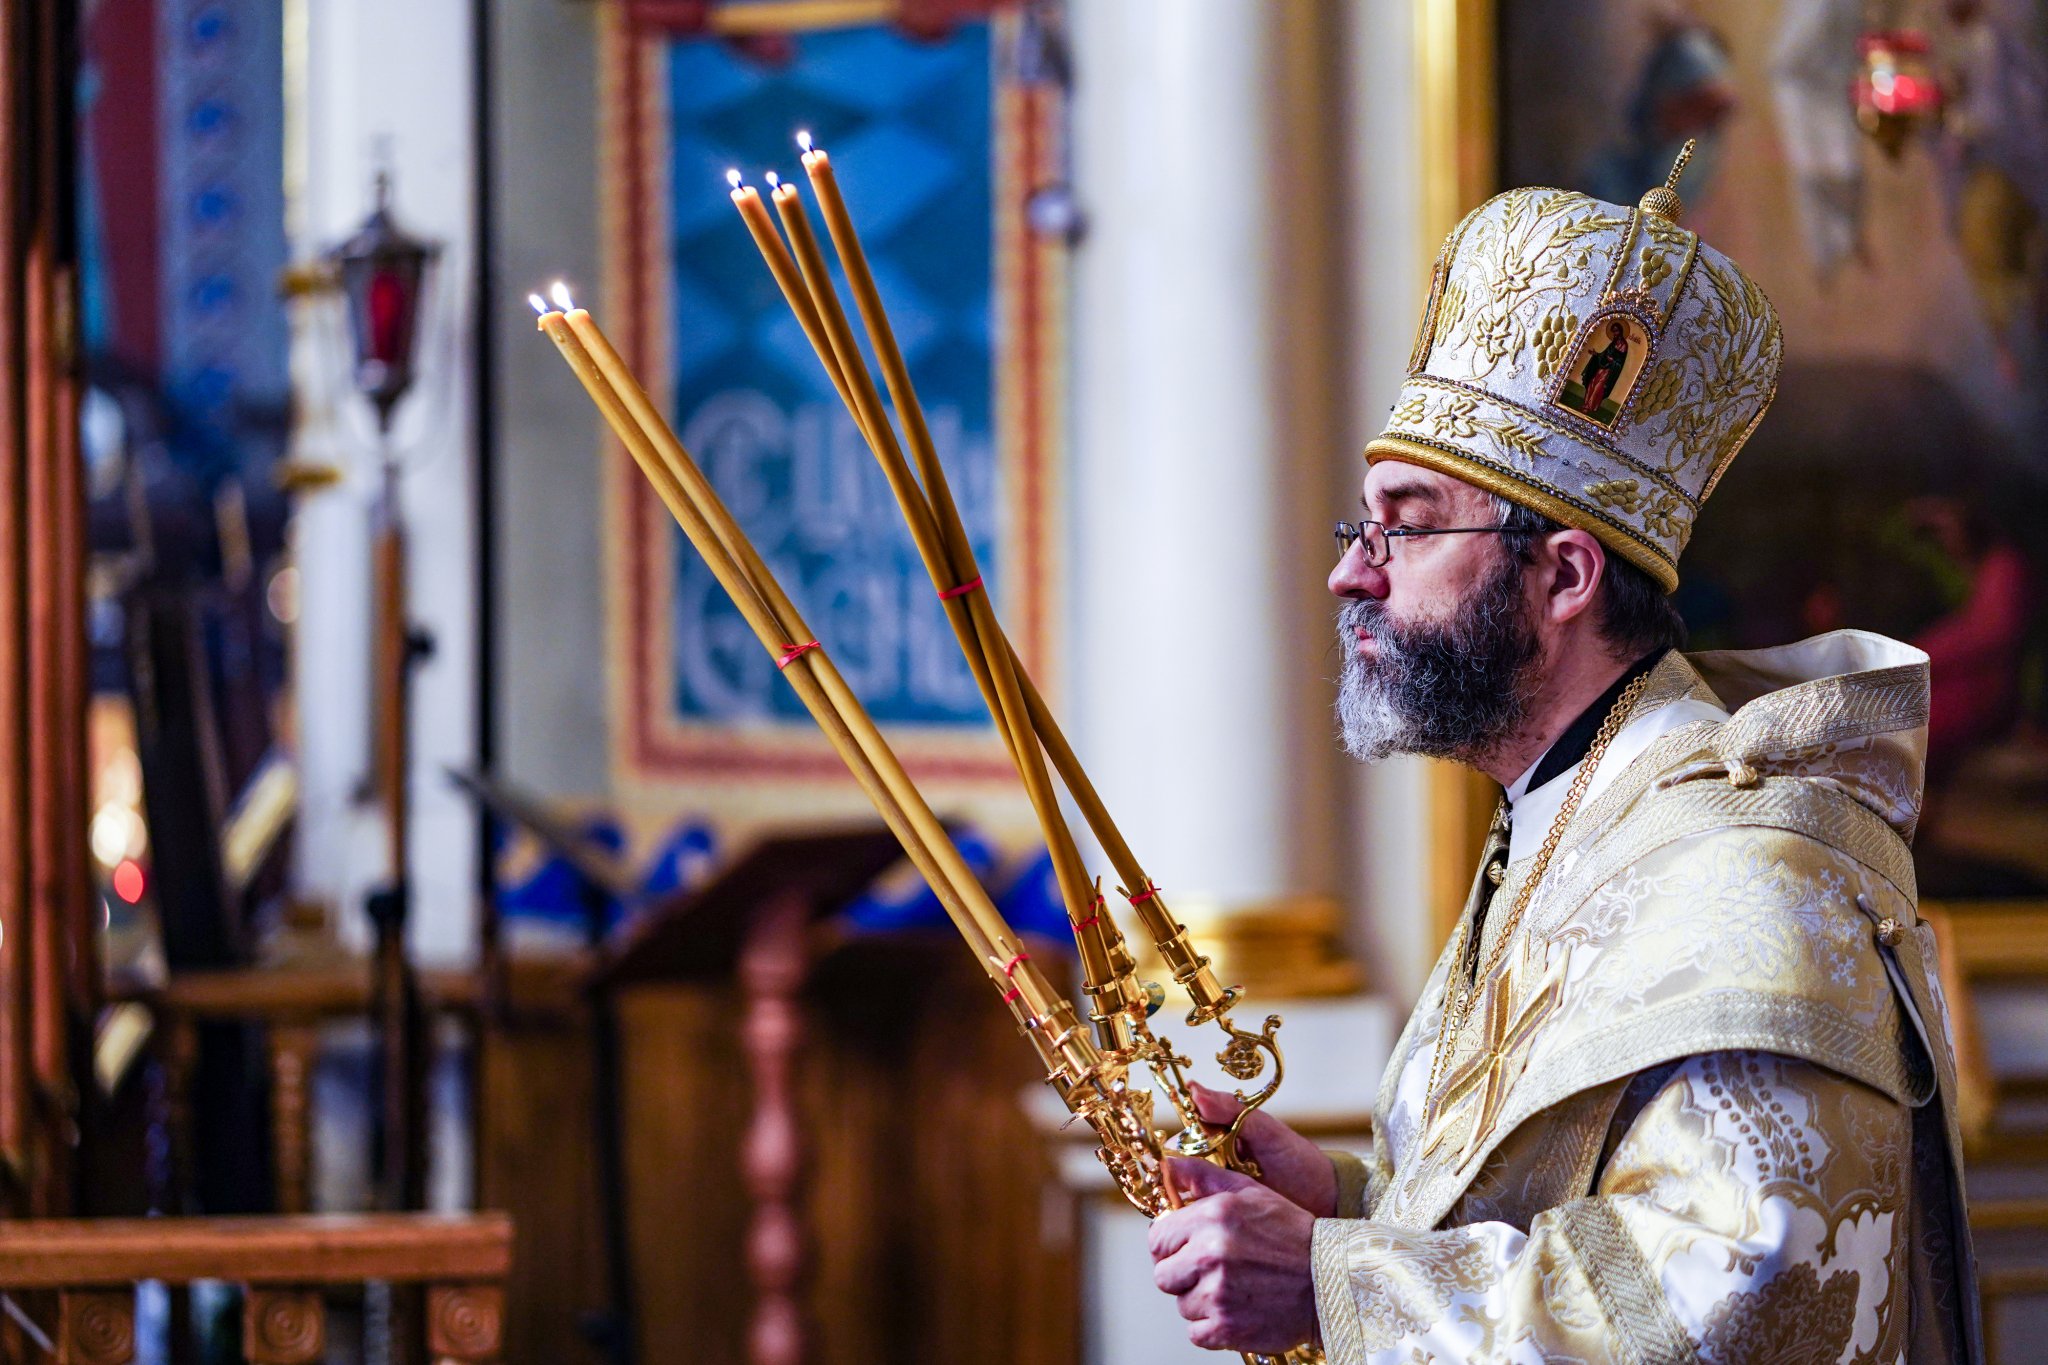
1368,176,1782,590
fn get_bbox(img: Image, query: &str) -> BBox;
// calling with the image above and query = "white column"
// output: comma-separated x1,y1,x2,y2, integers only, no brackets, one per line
291,0,479,966
1343,0,1438,1005
1069,0,1344,917
1059,9,1440,1358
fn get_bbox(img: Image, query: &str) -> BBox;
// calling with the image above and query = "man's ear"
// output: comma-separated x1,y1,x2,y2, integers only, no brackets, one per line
1540,528,1606,627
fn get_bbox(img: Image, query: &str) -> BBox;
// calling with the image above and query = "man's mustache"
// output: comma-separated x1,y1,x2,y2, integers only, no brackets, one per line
1339,598,1399,654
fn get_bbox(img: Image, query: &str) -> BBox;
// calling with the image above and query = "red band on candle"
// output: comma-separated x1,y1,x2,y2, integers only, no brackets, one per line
937,575,983,601
776,641,821,670
1127,883,1161,906
1073,915,1101,930
1001,986,1022,1003
1000,951,1031,978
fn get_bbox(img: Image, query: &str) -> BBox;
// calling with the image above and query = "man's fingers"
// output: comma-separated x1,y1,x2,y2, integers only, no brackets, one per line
1151,1242,1205,1298
1148,1204,1198,1260
1164,1154,1260,1203
1190,1085,1292,1166
1189,1081,1246,1125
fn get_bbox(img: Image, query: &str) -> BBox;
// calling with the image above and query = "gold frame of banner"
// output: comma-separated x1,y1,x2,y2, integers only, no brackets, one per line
594,3,1067,844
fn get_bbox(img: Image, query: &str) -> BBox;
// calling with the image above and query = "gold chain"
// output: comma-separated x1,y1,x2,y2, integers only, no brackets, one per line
1422,671,1655,1110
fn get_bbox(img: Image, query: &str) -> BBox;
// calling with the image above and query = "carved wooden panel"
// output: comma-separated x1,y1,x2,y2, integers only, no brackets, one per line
476,982,610,1365
58,1288,135,1365
808,938,1081,1365
427,1282,504,1362
619,986,750,1363
241,1286,325,1365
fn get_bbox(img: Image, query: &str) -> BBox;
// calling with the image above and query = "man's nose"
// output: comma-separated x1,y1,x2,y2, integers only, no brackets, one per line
1328,542,1389,600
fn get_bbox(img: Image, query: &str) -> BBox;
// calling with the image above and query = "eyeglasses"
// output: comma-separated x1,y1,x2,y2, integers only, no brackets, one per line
1334,519,1518,568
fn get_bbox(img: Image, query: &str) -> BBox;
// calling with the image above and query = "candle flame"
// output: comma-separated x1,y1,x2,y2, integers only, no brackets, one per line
796,129,814,153
528,292,550,316
726,167,743,189
764,170,781,189
550,280,575,311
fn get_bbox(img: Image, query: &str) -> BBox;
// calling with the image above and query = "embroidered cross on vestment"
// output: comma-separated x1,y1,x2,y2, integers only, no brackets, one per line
1422,951,1569,1168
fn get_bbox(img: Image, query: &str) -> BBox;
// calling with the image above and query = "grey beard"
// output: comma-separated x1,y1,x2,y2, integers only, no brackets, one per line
1334,553,1540,764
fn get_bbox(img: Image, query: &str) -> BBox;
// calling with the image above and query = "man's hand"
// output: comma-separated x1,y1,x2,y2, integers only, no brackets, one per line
1148,1156,1320,1355
1189,1082,1338,1218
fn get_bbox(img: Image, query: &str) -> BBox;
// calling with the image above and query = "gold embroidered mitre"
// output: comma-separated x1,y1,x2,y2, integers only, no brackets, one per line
1369,155,1782,590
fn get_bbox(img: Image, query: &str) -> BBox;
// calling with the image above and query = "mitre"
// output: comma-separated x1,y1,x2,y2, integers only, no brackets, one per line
1368,148,1782,590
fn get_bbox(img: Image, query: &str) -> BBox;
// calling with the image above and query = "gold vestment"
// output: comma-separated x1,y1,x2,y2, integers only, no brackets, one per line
1312,632,1979,1363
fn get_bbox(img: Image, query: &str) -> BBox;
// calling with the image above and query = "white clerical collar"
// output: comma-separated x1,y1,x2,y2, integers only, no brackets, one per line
1502,692,1731,865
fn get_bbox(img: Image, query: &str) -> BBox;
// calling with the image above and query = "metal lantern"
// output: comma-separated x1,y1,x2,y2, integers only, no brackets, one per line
1854,29,1944,159
331,172,440,432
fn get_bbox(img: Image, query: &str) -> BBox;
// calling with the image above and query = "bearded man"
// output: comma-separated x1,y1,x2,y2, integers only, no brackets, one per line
1146,155,1981,1363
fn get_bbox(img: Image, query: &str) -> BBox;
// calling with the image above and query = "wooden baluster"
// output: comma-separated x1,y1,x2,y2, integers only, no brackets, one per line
160,1013,199,1213
58,1288,135,1365
154,1013,201,1360
425,1283,504,1364
268,1023,319,1214
740,892,809,1365
241,1286,325,1365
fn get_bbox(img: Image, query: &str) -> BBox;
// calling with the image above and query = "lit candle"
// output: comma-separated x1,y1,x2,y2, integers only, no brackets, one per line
726,170,866,432
764,176,969,620
795,134,974,584
794,136,946,509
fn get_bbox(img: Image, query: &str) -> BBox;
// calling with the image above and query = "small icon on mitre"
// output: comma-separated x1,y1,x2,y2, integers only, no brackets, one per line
1554,312,1651,427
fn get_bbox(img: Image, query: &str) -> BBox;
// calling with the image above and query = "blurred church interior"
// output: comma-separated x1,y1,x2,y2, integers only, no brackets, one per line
5,0,2048,1360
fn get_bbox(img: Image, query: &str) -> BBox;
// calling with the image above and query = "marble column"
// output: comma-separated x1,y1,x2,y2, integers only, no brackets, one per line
288,0,479,965
1069,0,1354,996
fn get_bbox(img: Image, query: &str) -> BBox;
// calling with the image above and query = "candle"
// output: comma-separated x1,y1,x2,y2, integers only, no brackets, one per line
798,138,968,566
764,181,961,599
745,176,1047,769
728,172,869,436
767,167,1009,711
763,174,1092,869
789,139,1107,973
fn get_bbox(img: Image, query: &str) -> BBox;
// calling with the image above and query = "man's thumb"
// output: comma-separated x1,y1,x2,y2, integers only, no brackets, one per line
1163,1154,1259,1204
1188,1081,1246,1125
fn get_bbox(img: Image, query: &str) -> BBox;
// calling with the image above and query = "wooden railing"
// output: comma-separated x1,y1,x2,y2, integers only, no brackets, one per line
110,965,487,1216
0,1213,511,1364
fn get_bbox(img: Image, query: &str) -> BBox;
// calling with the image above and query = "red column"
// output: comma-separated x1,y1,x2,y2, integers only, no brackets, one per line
740,892,809,1365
